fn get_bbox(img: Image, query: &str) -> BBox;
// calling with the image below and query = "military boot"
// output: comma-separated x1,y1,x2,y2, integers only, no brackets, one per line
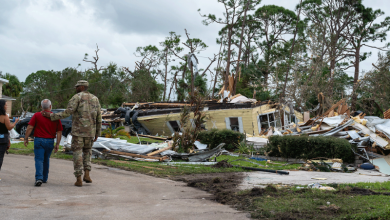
74,176,82,187
83,170,92,183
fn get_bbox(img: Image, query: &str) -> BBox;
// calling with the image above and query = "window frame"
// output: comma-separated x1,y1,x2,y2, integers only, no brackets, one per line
225,117,244,133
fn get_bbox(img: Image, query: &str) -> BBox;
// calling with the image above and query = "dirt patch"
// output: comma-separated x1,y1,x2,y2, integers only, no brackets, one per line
172,172,244,205
338,187,390,196
212,160,233,168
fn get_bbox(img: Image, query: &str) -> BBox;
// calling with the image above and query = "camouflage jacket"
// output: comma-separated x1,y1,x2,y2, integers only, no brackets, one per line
50,91,102,137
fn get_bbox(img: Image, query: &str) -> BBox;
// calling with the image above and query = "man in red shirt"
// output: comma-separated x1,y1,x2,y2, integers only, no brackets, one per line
24,99,63,186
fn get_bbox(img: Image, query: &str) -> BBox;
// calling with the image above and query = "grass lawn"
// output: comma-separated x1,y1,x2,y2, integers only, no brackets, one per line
117,136,164,144
239,183,390,219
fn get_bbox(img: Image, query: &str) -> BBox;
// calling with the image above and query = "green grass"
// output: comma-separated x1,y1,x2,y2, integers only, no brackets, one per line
9,142,73,160
117,136,163,144
215,155,301,170
93,159,246,177
338,181,390,192
245,187,390,219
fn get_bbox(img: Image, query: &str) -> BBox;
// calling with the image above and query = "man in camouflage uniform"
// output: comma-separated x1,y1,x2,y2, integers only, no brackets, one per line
42,80,102,187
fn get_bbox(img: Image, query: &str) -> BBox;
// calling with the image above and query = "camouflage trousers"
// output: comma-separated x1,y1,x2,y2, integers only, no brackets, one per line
71,136,93,177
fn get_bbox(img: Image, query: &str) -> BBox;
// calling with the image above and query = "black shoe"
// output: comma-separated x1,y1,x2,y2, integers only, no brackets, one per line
35,179,43,187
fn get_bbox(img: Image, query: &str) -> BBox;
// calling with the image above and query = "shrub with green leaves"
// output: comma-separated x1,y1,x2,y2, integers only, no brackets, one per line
197,129,245,151
265,135,356,163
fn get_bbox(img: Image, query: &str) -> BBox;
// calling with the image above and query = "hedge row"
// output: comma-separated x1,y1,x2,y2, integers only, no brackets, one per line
197,129,245,151
265,135,356,163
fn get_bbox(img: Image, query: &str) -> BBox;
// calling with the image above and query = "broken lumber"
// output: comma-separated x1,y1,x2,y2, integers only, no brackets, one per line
147,143,173,156
321,99,345,117
104,150,168,161
384,108,390,119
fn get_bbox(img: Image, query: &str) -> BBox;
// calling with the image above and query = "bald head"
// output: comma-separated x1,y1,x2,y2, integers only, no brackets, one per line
41,99,52,110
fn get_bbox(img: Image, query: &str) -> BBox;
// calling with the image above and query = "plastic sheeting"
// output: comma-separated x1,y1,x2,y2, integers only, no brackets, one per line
322,115,346,127
194,141,208,150
230,95,256,104
372,156,390,175
92,137,157,154
10,129,20,139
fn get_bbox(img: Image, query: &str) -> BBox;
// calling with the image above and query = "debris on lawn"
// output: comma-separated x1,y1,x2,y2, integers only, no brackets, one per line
212,160,233,168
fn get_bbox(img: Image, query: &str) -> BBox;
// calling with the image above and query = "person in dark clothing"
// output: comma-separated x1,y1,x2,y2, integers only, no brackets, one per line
0,100,19,179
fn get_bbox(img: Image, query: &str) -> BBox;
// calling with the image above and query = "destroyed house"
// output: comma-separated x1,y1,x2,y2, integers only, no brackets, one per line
104,101,303,136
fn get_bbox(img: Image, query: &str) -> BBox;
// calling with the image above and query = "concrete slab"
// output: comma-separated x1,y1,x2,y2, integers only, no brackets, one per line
239,170,390,190
0,154,248,220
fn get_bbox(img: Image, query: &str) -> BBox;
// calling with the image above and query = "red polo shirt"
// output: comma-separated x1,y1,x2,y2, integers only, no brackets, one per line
28,111,63,138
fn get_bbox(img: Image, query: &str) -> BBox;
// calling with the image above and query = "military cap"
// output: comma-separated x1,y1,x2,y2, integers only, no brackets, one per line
75,80,89,87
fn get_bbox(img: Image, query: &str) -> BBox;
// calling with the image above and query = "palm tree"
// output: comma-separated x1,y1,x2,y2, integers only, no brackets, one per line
102,126,131,139
0,72,23,97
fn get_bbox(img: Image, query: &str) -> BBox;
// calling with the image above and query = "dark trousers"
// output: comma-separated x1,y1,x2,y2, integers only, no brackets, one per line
0,143,7,170
34,137,54,181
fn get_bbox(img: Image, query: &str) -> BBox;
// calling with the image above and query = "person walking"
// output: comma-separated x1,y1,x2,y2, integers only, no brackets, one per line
41,80,102,187
24,99,63,186
0,100,19,180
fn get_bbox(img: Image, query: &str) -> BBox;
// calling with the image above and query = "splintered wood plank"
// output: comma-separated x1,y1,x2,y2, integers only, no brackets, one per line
384,108,390,119
340,103,349,115
328,110,334,117
104,150,168,161
147,144,173,156
321,99,345,117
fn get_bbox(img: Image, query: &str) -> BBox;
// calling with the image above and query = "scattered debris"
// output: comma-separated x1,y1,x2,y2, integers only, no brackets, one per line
212,160,233,168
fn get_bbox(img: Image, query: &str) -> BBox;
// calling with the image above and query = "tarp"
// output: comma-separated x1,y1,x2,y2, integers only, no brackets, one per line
194,141,208,150
372,155,390,175
92,137,157,154
230,95,256,104
322,115,346,127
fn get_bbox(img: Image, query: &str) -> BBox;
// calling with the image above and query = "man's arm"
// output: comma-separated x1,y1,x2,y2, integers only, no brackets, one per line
54,131,62,153
47,95,80,121
24,125,34,147
94,103,102,142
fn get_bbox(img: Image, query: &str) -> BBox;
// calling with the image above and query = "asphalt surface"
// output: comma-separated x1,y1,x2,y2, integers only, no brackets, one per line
0,154,248,220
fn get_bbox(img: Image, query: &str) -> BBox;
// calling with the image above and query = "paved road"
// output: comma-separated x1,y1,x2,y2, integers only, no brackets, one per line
0,154,248,220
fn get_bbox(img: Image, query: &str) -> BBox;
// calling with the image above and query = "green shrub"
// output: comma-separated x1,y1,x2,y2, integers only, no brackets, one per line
197,129,245,151
265,135,356,163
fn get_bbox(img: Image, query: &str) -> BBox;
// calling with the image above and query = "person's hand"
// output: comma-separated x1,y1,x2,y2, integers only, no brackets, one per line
54,144,59,153
41,111,51,118
93,135,98,142
14,117,19,123
24,139,29,147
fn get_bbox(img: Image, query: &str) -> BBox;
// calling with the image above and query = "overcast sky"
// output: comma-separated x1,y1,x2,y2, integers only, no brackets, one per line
0,0,389,83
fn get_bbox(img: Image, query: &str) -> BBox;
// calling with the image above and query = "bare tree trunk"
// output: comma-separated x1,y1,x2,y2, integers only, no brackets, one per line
232,0,250,96
281,0,302,100
212,37,225,99
167,71,178,101
163,50,168,101
351,46,360,111
182,61,187,80
225,27,233,90
190,64,194,96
